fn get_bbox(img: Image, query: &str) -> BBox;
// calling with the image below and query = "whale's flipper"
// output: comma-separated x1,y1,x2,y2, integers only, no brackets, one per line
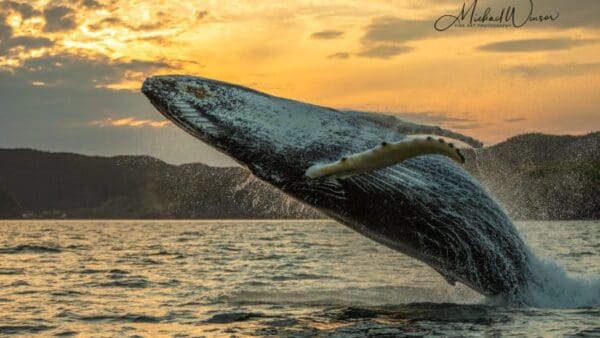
305,137,465,179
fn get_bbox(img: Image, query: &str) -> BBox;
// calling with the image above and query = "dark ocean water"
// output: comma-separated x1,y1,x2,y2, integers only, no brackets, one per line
0,220,598,337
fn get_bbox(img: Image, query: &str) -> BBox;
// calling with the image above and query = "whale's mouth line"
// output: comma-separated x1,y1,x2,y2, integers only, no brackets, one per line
160,101,206,142
143,76,232,151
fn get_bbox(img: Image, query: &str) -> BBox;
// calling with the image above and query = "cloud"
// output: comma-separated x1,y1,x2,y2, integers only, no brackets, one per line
89,16,164,32
132,22,163,31
1,53,172,88
505,62,600,78
311,30,344,40
320,16,436,60
0,17,12,42
0,14,53,56
353,16,435,59
0,1,40,19
43,6,77,32
88,17,124,31
362,17,434,44
91,117,170,128
324,16,433,60
0,36,54,55
531,0,600,29
80,0,103,9
478,38,599,53
327,52,350,59
357,44,412,59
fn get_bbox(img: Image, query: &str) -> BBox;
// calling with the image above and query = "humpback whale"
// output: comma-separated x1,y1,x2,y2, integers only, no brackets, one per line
141,75,532,299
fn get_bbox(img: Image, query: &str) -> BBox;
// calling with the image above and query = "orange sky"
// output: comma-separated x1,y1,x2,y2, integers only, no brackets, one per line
0,0,599,164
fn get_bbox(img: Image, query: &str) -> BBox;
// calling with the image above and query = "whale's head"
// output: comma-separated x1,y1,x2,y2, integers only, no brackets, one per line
142,75,479,188
141,75,402,192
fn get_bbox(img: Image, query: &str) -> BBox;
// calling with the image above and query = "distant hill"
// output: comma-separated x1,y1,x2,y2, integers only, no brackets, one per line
0,184,21,218
0,149,318,219
0,132,597,220
462,132,600,220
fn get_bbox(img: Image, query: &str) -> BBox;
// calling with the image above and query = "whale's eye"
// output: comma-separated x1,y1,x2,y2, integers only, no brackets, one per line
186,85,209,99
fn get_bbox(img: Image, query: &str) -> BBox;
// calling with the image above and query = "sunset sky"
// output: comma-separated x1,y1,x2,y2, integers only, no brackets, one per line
0,0,598,166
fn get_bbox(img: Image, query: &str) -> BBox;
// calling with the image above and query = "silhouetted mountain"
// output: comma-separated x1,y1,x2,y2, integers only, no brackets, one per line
0,184,21,218
0,132,597,220
0,149,317,219
462,132,599,220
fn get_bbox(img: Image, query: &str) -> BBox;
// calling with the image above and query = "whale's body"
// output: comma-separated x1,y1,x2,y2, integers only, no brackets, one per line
142,75,532,297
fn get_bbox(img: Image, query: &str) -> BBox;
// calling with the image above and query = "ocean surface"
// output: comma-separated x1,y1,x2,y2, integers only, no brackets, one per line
0,220,598,337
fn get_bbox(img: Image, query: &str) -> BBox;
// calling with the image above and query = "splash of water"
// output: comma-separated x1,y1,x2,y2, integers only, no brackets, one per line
520,252,600,308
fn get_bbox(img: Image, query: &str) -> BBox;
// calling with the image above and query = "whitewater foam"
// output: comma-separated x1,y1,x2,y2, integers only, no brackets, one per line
521,253,600,308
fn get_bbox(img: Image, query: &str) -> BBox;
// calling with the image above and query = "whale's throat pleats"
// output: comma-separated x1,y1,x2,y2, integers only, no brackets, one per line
306,137,465,179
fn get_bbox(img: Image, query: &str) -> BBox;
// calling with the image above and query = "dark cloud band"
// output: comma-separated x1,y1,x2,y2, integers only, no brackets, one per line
479,38,599,53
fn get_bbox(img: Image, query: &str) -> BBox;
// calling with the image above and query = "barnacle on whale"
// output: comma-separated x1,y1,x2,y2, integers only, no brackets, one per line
186,85,210,99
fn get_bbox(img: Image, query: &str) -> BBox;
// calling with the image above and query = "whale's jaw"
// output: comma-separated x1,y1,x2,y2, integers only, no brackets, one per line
142,74,532,298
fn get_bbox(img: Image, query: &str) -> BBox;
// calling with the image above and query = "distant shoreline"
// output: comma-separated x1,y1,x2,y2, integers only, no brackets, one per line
1,131,598,221
0,218,331,222
1,219,597,222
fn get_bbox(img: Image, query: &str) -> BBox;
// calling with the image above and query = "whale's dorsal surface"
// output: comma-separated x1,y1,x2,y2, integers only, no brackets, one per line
142,75,532,298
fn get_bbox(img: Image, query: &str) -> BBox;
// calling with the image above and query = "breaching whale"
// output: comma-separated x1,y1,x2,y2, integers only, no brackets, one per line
141,75,532,298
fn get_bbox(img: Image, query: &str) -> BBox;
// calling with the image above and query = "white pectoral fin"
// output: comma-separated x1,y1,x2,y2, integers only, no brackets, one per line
306,137,466,179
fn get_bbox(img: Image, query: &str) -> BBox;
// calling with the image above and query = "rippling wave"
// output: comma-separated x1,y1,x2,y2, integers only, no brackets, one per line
0,244,61,254
0,220,597,336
